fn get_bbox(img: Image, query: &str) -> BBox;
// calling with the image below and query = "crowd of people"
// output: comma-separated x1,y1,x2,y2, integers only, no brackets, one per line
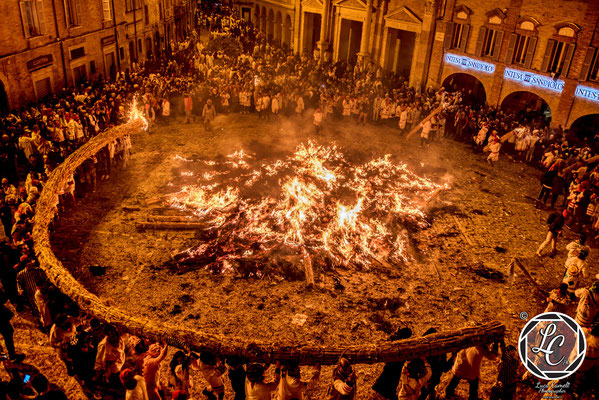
0,0,599,399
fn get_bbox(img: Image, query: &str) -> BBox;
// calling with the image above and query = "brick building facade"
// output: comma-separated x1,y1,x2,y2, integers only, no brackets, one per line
0,0,196,112
239,0,599,129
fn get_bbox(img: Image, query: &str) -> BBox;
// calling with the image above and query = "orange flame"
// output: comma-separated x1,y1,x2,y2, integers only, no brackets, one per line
168,140,448,272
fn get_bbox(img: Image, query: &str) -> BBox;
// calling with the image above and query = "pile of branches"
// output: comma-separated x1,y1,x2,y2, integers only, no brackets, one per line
165,142,445,280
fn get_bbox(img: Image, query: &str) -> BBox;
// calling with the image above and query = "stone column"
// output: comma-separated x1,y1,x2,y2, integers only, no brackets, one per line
293,0,302,53
410,0,440,88
317,0,331,61
357,0,374,61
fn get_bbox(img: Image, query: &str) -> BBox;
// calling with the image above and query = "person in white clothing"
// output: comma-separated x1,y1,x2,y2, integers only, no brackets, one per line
487,137,501,167
120,368,150,400
563,249,590,292
277,362,320,400
246,363,281,400
313,108,323,133
272,95,281,115
161,98,171,125
566,234,591,260
398,358,432,400
342,98,352,118
419,119,431,147
398,108,408,133
324,358,356,400
475,123,488,152
295,95,304,117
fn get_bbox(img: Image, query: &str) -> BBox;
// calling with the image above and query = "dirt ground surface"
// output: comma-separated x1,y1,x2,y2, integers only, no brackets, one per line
0,311,88,398
49,112,597,399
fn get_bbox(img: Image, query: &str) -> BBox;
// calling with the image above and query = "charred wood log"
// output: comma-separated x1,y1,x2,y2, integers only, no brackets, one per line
136,222,208,230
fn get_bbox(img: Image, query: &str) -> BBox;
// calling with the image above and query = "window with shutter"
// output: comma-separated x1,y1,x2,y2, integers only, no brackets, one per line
579,47,595,81
560,43,576,76
64,0,81,26
480,28,498,58
102,0,112,20
36,0,46,34
20,1,45,37
443,22,454,50
35,78,52,100
492,30,504,60
452,24,464,49
541,39,556,72
459,25,470,52
475,26,487,57
505,33,517,64
20,1,33,38
587,50,599,82
523,36,537,68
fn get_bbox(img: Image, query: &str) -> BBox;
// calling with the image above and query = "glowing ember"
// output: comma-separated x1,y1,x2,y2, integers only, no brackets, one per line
167,140,447,279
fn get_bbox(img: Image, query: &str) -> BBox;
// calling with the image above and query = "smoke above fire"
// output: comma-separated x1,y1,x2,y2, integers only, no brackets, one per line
167,140,447,280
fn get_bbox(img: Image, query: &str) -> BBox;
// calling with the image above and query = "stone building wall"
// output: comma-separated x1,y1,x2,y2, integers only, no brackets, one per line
0,0,194,110
248,0,599,128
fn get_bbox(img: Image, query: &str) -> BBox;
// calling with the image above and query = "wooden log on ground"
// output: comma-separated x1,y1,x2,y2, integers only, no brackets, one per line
147,215,197,222
32,117,506,366
302,250,315,286
510,257,549,297
136,222,207,230
425,187,444,204
452,215,475,246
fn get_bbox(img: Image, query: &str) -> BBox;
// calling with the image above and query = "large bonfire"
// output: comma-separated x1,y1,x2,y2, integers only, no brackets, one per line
166,140,446,281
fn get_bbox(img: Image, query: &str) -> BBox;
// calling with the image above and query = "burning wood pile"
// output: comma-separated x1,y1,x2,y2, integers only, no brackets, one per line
163,140,447,282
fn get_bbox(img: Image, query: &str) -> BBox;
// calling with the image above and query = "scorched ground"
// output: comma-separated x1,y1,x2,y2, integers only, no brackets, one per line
51,114,589,399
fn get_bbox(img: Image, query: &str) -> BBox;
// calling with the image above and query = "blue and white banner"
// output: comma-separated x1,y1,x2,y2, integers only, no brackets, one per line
503,68,565,93
574,85,599,102
445,53,496,73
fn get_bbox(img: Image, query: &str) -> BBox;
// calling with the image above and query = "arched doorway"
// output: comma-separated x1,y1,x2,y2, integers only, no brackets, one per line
500,91,551,125
283,14,292,46
129,41,136,64
0,79,8,114
146,37,153,58
442,73,486,106
274,11,282,42
267,9,275,38
260,7,267,32
569,114,599,140
155,32,161,55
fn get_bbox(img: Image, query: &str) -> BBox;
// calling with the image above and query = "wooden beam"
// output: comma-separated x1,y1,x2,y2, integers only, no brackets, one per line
405,105,444,139
136,222,206,230
452,215,475,246
510,258,548,297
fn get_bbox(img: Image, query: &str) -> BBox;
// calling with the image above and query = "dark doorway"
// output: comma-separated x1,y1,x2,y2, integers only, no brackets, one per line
569,114,599,140
384,28,416,78
302,12,321,54
0,80,8,113
442,73,487,106
338,19,362,64
500,91,551,124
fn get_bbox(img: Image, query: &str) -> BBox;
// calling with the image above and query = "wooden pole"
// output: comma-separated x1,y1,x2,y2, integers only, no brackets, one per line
405,105,444,139
511,258,548,297
452,215,475,246
136,222,206,230
302,249,315,286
